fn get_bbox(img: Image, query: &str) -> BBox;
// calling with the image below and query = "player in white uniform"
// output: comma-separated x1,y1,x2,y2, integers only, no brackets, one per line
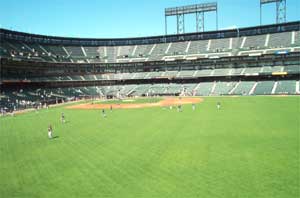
217,102,221,110
48,125,53,139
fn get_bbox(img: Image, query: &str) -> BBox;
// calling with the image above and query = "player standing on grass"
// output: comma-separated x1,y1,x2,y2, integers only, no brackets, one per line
110,105,113,112
102,109,106,118
48,124,53,139
178,104,182,112
217,102,221,110
61,112,65,123
192,103,196,111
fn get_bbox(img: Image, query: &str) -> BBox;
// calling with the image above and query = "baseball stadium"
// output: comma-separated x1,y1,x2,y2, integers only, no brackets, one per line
0,0,299,197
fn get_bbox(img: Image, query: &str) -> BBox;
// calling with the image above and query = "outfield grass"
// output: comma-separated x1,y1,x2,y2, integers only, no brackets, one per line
0,96,299,198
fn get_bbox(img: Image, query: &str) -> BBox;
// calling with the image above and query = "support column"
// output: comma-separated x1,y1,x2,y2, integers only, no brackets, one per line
165,16,168,35
196,12,204,32
177,13,185,34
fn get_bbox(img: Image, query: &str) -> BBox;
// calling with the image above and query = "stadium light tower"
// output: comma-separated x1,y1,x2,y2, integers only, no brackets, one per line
260,0,286,25
165,2,218,35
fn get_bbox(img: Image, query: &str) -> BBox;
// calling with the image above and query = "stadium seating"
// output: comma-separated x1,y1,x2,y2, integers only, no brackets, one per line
163,84,182,95
1,79,299,112
178,70,196,78
194,69,213,77
275,80,296,94
269,32,292,48
230,68,244,75
212,82,237,95
253,81,275,95
232,81,256,95
213,68,231,76
164,71,179,77
130,84,151,96
261,66,283,73
284,65,300,74
1,30,298,63
188,40,208,54
132,72,147,79
182,83,198,95
64,46,84,57
210,38,230,52
167,42,188,55
84,46,100,58
106,47,117,63
244,67,262,74
242,34,267,49
43,45,67,57
5,63,300,84
294,31,300,45
134,44,153,57
118,45,135,57
148,43,169,61
148,72,165,79
195,82,214,96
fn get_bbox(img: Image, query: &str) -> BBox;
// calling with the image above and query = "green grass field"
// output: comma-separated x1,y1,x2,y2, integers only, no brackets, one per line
0,96,299,198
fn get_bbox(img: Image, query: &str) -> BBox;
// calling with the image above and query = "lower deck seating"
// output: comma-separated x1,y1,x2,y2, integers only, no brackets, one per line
195,82,214,96
253,81,275,95
232,81,255,95
130,84,151,96
275,80,296,94
183,84,198,95
213,82,237,95
1,80,299,112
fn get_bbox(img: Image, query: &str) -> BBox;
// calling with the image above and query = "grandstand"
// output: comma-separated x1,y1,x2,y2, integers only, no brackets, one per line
0,21,300,112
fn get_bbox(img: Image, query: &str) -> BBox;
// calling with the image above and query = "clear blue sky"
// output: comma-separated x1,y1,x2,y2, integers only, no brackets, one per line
0,0,299,38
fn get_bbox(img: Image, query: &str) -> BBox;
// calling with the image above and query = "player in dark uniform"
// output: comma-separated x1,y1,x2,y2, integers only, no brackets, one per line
178,104,182,112
102,109,106,118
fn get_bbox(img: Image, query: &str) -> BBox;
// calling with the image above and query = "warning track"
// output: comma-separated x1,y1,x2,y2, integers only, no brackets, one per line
66,97,203,110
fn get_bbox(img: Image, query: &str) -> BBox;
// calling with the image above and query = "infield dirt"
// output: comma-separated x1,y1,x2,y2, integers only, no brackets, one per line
66,97,203,110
